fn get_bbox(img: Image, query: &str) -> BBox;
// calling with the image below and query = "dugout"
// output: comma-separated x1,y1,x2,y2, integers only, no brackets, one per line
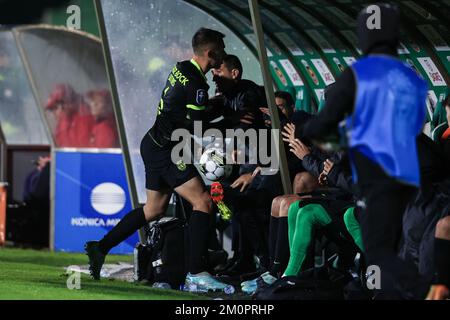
0,26,138,253
94,0,449,255
0,29,50,247
95,0,450,203
2,0,448,254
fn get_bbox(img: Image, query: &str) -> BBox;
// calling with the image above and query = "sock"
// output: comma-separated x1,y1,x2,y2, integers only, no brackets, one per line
271,217,289,277
287,200,301,251
343,207,364,252
284,204,331,277
98,207,147,255
189,210,210,274
434,238,450,287
268,216,279,264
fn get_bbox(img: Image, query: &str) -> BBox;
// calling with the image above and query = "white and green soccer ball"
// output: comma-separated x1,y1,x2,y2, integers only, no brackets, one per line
199,147,233,181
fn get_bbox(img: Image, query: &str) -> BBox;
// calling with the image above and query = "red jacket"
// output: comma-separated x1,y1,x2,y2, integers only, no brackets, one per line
55,111,95,148
89,116,119,148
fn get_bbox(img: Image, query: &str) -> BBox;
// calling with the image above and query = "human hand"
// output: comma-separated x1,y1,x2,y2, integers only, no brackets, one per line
259,107,270,115
231,173,254,192
323,159,334,175
318,172,328,186
282,123,296,144
240,112,254,125
289,138,311,160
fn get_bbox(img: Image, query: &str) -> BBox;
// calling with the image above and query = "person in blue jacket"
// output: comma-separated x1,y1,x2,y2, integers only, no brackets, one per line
291,3,428,299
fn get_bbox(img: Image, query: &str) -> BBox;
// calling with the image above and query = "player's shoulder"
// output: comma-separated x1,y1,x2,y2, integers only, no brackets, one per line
176,60,200,78
176,60,194,72
165,60,204,90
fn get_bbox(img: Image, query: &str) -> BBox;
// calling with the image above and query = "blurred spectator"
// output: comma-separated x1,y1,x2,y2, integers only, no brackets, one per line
46,84,94,148
23,156,50,204
85,89,119,148
17,155,51,247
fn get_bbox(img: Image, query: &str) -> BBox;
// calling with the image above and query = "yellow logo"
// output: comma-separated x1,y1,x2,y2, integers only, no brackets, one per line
176,160,187,171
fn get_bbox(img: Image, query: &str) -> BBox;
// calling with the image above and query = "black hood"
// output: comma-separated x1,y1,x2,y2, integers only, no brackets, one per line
357,3,400,55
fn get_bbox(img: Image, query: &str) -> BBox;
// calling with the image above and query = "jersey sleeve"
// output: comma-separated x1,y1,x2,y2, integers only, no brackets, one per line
185,78,209,121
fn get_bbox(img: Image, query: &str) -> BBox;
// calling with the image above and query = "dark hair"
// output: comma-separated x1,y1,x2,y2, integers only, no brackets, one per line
275,91,295,108
222,54,243,78
192,28,225,55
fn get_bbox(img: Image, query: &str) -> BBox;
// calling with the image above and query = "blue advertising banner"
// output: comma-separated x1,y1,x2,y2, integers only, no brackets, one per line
54,150,138,254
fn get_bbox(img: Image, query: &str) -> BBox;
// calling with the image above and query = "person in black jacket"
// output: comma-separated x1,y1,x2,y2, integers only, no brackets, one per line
211,54,266,132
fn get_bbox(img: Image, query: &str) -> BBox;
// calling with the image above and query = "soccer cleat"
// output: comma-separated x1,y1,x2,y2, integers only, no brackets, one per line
184,272,234,293
84,241,105,280
210,182,232,221
152,282,172,290
241,271,277,295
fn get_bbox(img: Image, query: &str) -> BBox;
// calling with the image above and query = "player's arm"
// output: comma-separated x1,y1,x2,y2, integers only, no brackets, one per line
301,68,356,141
185,81,225,130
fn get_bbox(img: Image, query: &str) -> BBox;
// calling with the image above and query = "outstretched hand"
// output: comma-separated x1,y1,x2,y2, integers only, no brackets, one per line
231,173,254,192
289,138,311,160
282,123,296,144
323,159,334,175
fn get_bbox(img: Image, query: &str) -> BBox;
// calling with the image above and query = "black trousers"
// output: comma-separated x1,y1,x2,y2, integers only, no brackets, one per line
353,150,421,299
224,185,272,264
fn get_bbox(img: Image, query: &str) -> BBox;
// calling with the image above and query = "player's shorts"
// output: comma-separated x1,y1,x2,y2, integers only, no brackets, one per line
140,129,201,191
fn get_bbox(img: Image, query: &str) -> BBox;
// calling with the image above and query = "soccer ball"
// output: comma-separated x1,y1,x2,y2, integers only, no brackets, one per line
199,147,233,181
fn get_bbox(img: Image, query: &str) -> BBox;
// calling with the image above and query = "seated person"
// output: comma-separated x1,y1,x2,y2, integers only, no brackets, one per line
215,162,283,278
242,151,360,295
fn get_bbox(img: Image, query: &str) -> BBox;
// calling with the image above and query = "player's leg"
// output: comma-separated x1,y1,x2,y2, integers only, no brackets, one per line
98,188,171,254
174,176,212,273
85,131,174,279
270,195,302,276
85,188,171,280
174,175,232,291
283,204,332,277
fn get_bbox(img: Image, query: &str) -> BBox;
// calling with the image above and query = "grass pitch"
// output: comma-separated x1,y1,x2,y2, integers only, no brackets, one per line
0,247,205,300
